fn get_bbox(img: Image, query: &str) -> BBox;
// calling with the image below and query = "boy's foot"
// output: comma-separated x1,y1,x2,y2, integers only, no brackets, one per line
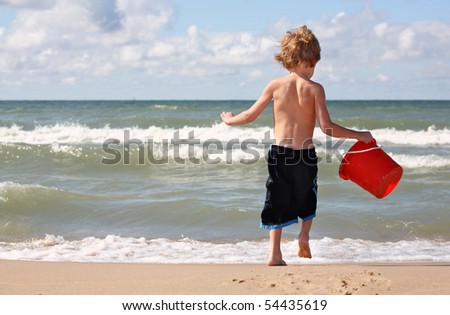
267,259,287,266
298,243,312,259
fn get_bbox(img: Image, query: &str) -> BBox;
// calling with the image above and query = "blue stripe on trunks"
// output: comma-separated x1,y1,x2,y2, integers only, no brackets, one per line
260,219,298,230
259,213,316,229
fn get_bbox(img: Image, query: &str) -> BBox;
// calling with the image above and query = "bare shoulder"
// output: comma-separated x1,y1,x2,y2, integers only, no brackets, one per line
267,76,287,88
305,78,323,90
307,80,325,97
261,76,289,97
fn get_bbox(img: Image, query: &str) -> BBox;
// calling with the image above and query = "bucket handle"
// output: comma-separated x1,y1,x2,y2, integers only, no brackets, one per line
344,139,382,155
344,145,382,155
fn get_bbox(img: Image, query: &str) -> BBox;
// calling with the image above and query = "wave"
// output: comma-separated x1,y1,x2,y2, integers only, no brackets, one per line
1,123,449,146
388,153,450,169
2,143,449,169
0,181,60,204
0,181,103,213
372,125,450,146
1,143,450,171
1,234,449,264
1,123,449,169
152,104,180,110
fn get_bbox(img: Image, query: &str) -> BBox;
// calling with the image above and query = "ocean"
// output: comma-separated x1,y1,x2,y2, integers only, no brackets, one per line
0,100,449,264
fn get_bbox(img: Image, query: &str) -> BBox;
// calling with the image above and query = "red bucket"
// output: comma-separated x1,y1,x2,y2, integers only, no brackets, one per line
339,139,403,199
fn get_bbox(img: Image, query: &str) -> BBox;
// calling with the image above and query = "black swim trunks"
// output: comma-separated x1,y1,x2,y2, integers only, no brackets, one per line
260,145,318,229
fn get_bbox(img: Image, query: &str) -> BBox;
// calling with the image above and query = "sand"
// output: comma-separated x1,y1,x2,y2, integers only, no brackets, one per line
1,260,449,295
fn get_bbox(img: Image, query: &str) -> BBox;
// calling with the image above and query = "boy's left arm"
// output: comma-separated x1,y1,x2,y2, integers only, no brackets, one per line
221,82,274,126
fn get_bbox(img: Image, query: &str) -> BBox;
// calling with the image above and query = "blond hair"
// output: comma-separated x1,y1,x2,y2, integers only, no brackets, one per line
274,26,321,69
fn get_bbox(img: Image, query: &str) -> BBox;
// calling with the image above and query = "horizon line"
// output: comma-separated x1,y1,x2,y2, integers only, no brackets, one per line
1,98,449,102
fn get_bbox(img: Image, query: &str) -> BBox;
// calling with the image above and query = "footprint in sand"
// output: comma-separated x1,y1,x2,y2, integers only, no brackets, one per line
232,279,245,284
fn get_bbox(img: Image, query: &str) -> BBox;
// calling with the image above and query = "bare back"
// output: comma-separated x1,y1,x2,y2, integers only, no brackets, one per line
271,73,317,149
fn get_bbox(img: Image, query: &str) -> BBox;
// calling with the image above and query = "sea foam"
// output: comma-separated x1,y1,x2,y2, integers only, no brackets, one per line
1,124,450,168
1,123,449,146
1,234,449,264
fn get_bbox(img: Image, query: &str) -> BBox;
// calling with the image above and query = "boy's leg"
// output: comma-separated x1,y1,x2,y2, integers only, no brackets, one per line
298,219,313,259
268,228,287,266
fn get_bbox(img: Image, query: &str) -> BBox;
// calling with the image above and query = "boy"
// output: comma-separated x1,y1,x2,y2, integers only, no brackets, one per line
221,26,373,266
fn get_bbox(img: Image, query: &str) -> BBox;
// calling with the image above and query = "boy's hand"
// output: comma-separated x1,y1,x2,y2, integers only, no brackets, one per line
357,131,374,143
221,112,234,125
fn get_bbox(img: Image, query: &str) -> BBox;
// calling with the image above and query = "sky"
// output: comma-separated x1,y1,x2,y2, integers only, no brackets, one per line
0,0,449,100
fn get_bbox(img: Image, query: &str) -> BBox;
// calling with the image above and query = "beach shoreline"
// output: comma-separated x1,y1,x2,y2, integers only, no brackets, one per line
1,260,449,295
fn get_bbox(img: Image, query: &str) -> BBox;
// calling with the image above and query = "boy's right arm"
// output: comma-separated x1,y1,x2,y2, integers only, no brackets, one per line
221,81,275,126
314,84,373,143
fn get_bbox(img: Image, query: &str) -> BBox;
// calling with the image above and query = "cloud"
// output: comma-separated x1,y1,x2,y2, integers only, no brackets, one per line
5,28,46,50
88,0,123,33
249,70,263,78
292,7,450,91
0,0,56,9
376,74,389,82
202,31,277,66
0,0,449,99
119,45,144,66
0,0,277,80
0,0,174,78
61,76,76,84
147,41,176,58
374,22,388,38
379,21,450,62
